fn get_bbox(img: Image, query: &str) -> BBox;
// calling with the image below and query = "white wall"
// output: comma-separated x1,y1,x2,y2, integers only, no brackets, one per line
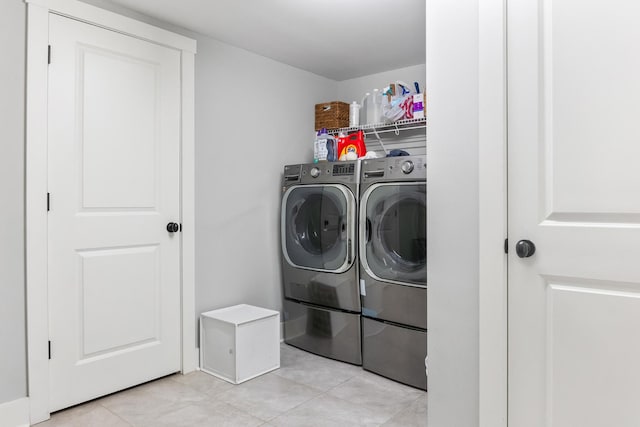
193,37,336,318
426,0,480,426
0,0,28,405
336,64,426,105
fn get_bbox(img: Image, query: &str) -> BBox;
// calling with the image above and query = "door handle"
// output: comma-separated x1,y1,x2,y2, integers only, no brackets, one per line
516,239,536,258
166,222,179,233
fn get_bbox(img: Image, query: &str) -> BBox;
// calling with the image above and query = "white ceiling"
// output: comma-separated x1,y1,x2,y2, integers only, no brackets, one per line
103,0,426,81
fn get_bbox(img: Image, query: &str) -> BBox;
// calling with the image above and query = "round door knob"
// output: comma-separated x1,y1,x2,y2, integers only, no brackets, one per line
310,167,320,178
401,160,414,174
516,239,536,258
166,222,179,233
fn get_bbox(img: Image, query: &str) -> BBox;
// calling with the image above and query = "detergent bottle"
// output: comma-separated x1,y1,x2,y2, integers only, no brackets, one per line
338,130,367,160
326,129,338,162
316,128,337,162
313,130,321,162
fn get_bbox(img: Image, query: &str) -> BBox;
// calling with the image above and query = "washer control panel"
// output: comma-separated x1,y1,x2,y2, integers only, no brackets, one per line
287,161,360,185
332,162,356,177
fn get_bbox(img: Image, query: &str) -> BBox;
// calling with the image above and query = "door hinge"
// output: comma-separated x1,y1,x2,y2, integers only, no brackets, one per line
504,238,508,254
47,193,50,211
48,45,51,64
48,341,51,359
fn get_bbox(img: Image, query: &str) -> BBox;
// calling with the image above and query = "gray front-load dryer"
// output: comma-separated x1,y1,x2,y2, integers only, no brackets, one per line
281,161,361,365
359,156,427,389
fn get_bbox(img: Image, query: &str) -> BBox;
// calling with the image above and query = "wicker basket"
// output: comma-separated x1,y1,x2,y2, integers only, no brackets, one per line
315,101,349,130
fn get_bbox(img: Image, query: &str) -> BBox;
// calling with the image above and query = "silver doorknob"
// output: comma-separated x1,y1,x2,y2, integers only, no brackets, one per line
516,240,536,258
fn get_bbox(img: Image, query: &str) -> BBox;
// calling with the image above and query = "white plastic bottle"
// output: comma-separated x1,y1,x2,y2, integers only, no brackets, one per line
360,93,370,125
372,88,382,123
366,89,382,124
349,101,360,127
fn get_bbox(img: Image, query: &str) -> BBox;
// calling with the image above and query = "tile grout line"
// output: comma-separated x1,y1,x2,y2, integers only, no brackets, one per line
209,391,273,425
268,387,333,425
207,374,303,424
97,401,136,427
277,346,365,393
378,394,426,426
272,365,359,394
239,370,332,424
171,370,271,424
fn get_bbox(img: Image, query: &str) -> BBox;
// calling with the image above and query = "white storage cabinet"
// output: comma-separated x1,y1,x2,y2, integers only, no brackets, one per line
199,304,280,384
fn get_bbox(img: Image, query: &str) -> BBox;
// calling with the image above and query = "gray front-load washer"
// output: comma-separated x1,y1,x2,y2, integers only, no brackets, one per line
281,161,361,365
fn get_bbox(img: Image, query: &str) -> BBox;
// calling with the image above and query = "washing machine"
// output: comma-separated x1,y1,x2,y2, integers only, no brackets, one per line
280,161,361,365
359,156,427,389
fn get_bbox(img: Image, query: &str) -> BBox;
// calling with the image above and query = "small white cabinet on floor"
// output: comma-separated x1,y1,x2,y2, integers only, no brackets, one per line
199,304,280,384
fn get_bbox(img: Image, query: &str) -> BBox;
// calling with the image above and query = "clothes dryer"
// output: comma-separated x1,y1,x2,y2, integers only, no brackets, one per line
359,156,427,389
281,161,361,365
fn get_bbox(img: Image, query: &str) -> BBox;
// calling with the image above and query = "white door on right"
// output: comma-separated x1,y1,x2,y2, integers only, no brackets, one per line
508,1,640,426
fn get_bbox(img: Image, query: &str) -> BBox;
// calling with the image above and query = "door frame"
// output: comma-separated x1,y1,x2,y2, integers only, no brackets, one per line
25,0,197,423
478,0,508,426
426,0,508,423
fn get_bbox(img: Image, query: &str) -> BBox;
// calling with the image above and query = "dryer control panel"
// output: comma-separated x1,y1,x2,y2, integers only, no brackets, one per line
361,156,426,183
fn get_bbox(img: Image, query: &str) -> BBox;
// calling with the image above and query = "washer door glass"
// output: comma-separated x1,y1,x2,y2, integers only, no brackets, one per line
282,184,355,272
361,183,426,285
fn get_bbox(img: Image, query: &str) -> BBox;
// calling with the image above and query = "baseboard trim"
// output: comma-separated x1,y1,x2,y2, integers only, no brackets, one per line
0,397,30,427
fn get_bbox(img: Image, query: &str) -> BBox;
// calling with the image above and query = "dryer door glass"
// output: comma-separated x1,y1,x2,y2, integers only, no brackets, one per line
361,183,426,285
282,184,354,272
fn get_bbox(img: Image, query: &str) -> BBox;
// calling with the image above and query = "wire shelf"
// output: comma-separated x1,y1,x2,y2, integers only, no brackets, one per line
326,117,426,136
327,117,426,156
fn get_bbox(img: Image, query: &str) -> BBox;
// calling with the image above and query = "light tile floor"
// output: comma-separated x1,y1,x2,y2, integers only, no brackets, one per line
36,344,427,427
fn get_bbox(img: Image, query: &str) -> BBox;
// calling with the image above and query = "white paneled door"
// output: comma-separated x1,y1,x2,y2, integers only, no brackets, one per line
48,14,181,411
508,1,640,426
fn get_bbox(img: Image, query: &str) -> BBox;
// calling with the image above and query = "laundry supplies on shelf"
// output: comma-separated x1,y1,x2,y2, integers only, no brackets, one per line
337,130,367,160
314,128,337,162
